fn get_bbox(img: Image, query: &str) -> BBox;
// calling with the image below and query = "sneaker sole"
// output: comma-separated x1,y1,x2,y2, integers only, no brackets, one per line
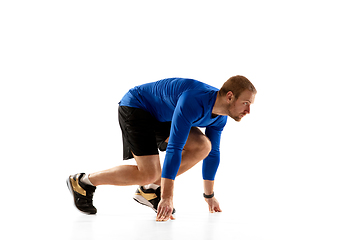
133,195,157,213
66,177,96,215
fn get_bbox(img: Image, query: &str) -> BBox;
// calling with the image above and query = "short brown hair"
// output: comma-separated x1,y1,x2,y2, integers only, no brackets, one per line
219,75,257,99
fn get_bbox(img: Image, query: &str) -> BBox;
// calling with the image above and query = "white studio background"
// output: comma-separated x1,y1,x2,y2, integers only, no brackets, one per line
1,1,359,240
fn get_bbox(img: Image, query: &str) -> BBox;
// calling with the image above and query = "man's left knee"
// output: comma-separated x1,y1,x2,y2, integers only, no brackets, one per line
201,136,212,155
192,135,211,157
185,128,212,157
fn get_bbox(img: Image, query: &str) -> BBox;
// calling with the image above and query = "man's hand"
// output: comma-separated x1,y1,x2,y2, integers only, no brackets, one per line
156,198,175,221
204,197,222,213
203,180,221,213
156,178,176,222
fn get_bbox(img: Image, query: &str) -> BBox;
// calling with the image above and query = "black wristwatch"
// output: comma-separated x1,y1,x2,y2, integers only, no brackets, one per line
203,192,214,198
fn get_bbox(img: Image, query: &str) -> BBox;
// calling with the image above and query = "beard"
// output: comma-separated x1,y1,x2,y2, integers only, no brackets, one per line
227,108,243,122
230,115,242,122
227,102,246,122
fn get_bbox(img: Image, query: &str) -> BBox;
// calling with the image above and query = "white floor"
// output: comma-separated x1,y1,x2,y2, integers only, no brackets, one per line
4,180,359,240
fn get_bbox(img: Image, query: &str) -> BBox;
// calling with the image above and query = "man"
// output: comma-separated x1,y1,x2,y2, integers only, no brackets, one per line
67,75,257,221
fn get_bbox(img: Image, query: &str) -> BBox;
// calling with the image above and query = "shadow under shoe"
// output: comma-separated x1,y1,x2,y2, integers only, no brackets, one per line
67,173,97,214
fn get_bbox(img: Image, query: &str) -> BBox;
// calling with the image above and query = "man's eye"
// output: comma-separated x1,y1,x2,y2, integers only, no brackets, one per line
244,102,249,105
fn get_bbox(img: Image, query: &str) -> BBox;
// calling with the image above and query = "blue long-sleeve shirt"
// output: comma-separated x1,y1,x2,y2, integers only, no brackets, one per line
119,78,227,180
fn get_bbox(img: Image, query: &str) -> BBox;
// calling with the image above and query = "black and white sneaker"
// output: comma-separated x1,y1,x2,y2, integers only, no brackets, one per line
133,186,175,214
66,173,97,214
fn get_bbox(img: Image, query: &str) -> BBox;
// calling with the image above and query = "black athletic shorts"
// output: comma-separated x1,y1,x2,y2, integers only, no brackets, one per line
118,105,171,160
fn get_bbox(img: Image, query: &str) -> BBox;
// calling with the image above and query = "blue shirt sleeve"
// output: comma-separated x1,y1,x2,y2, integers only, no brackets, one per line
202,116,227,180
161,91,201,180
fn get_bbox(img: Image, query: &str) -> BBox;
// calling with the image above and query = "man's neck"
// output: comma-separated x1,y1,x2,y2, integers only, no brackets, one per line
212,92,227,116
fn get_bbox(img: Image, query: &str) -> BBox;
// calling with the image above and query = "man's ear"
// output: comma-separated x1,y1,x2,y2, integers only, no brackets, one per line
226,91,234,103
